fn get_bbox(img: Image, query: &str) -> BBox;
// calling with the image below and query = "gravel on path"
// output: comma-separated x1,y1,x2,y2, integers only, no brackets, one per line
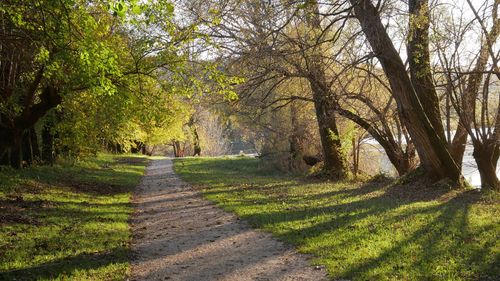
130,159,328,281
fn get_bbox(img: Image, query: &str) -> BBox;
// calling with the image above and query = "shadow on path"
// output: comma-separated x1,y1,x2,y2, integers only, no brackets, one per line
130,159,328,281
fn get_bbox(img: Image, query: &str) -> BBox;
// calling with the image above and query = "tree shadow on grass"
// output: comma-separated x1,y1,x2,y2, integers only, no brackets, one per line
0,155,147,280
114,157,150,165
266,187,496,280
56,178,135,196
0,196,131,228
180,157,498,280
209,179,455,230
0,197,132,280
0,178,135,279
0,246,128,281
336,192,499,280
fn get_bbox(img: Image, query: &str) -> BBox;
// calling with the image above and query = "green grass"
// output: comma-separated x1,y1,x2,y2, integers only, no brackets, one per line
174,157,500,281
0,154,149,280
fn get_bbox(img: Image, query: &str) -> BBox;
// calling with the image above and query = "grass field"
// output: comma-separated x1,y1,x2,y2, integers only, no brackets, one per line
174,157,500,281
0,154,148,280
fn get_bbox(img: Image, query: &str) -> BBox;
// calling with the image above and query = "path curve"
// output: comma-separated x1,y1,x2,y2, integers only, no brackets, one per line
130,159,328,281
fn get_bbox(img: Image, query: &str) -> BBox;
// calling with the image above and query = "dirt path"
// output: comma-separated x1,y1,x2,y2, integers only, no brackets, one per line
130,159,328,281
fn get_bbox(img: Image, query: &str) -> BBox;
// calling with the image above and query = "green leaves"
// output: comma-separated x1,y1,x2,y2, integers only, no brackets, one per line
131,4,142,15
107,0,128,18
0,0,253,156
35,47,50,63
165,2,174,15
105,0,174,21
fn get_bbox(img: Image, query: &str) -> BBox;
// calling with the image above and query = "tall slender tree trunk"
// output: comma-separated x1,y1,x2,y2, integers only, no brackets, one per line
289,102,303,171
21,129,33,165
30,127,40,162
352,137,359,176
188,116,201,156
192,128,201,156
348,0,461,182
10,138,22,169
42,120,55,165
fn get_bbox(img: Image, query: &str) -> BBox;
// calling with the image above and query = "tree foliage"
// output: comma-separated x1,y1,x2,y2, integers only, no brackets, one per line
0,0,240,164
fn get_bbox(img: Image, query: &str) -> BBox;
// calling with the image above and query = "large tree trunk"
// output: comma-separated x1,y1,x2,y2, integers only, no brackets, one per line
310,84,348,179
0,86,61,159
408,0,445,139
173,141,185,157
472,141,499,191
0,128,23,162
0,129,24,168
305,0,348,179
348,0,461,182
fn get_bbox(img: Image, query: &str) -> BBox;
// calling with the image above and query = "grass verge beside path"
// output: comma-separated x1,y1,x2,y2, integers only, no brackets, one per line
174,157,500,281
0,154,149,280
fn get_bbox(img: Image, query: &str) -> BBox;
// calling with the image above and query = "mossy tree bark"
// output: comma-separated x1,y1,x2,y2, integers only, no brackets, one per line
305,0,348,179
408,0,446,139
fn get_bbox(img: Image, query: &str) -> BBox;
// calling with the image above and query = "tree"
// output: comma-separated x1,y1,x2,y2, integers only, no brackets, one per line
332,62,418,176
301,0,348,179
0,0,123,166
0,0,240,165
434,0,500,190
186,0,350,177
347,0,462,183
